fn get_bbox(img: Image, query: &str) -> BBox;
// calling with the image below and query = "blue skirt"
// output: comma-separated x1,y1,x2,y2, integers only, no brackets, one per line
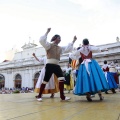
74,59,109,96
106,72,118,89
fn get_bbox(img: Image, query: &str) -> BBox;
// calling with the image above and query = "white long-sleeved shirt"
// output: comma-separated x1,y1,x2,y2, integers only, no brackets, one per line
40,35,74,54
39,34,74,64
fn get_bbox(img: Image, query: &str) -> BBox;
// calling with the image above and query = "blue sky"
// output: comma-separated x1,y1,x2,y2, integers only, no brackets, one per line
0,0,120,62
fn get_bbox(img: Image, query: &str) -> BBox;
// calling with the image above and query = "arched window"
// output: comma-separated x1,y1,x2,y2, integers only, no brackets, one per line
14,74,22,89
15,74,22,80
34,72,40,88
0,74,5,89
0,74,5,81
34,72,40,79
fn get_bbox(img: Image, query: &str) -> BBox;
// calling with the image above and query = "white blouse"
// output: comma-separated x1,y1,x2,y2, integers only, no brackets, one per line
69,45,101,76
102,64,110,70
69,45,101,60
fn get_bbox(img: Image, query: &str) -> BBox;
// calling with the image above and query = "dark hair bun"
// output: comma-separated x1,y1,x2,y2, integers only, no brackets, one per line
83,38,89,45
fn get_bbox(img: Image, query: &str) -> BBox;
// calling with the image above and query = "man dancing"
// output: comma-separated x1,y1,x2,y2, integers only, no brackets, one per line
37,28,77,101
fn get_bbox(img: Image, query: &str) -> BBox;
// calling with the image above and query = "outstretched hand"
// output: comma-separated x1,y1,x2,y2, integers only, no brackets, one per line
73,36,77,43
32,53,35,56
45,28,51,35
47,28,51,33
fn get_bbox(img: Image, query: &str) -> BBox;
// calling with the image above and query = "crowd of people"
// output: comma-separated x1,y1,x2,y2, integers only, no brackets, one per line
0,87,34,94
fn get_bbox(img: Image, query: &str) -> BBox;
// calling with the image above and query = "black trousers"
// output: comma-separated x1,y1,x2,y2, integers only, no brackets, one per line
43,63,64,82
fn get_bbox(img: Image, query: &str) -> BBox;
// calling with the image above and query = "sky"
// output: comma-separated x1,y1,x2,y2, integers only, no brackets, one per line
0,0,120,62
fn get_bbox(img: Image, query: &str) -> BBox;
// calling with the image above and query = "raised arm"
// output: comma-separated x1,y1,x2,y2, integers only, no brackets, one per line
61,35,77,54
32,53,40,62
72,36,77,44
39,28,51,50
91,46,108,53
45,28,51,36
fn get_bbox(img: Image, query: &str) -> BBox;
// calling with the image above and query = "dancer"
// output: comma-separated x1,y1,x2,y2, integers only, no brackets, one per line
69,53,77,87
70,47,95,98
33,53,59,98
109,61,120,91
102,60,118,94
75,47,83,78
37,28,77,101
69,47,82,88
70,38,109,101
109,62,120,84
64,63,73,93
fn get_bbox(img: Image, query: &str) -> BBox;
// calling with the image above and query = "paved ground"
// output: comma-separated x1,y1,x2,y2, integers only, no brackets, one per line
0,90,120,120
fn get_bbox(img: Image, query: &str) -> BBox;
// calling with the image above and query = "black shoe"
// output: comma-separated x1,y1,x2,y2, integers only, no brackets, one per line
35,95,43,98
50,94,54,98
35,95,39,98
113,91,116,94
105,91,109,94
86,96,92,102
98,94,104,101
111,89,116,93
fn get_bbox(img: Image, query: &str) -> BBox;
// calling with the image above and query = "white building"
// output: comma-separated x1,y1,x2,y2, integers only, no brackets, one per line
0,42,69,89
0,41,120,89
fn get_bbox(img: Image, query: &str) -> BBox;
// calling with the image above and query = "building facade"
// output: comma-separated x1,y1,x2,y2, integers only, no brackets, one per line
0,42,69,89
0,41,120,89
